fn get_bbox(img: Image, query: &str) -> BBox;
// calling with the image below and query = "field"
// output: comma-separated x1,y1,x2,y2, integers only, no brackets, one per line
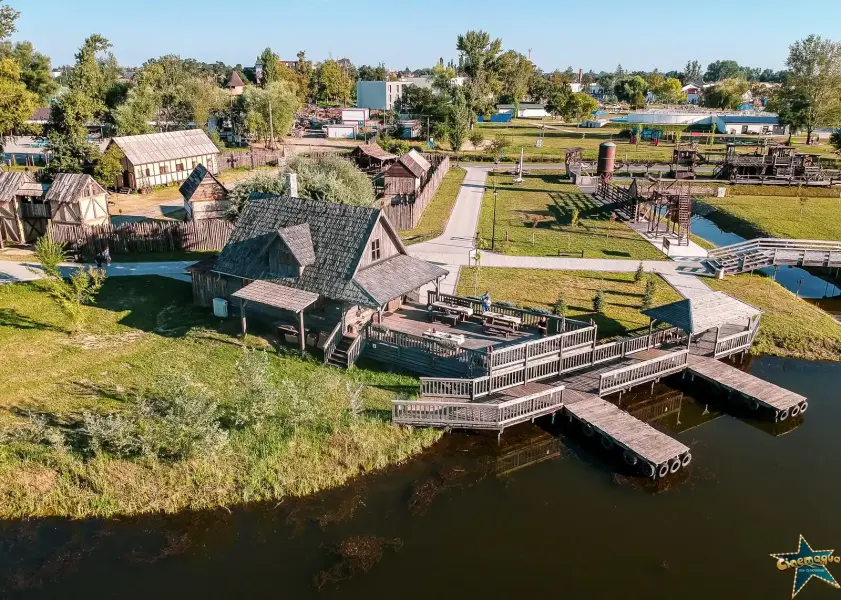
700,194,841,239
399,167,466,245
0,276,439,518
475,171,665,260
455,268,681,338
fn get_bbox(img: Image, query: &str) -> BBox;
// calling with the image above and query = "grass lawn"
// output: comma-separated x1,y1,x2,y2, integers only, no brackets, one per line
455,267,681,338
399,167,466,245
708,274,841,362
0,276,439,518
700,194,841,240
476,171,665,260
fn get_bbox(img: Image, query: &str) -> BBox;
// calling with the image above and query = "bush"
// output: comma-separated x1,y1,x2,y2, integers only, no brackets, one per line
593,289,605,314
634,262,645,284
526,306,552,315
469,129,484,149
552,293,567,316
642,276,656,310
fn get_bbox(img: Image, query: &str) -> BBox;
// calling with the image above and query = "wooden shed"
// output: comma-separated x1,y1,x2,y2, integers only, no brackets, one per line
45,174,110,227
0,172,49,244
107,130,220,191
349,144,397,171
383,150,431,197
180,164,230,221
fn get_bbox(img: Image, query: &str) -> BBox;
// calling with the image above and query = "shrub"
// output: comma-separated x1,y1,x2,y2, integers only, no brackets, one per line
552,293,567,316
469,129,484,149
593,289,605,314
569,207,580,228
226,349,281,429
526,306,552,315
634,262,645,284
642,276,656,310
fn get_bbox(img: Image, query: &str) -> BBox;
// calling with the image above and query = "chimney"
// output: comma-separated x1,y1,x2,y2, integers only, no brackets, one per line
578,68,583,84
286,172,299,198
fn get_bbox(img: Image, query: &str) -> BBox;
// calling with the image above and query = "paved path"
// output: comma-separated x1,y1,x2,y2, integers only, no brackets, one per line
0,260,193,285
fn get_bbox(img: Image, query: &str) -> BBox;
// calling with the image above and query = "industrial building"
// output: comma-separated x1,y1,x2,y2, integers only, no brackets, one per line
625,110,787,135
497,103,550,118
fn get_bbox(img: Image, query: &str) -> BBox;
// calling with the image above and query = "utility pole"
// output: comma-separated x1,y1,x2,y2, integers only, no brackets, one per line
268,99,275,150
491,187,499,251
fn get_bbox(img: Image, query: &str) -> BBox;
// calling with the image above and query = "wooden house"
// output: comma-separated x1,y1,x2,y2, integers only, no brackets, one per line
180,164,230,221
46,174,109,227
349,144,397,172
106,130,220,191
383,150,430,198
226,71,246,96
188,193,447,363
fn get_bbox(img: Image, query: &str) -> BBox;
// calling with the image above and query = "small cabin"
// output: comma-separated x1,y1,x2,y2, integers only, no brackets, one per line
226,71,246,96
349,144,397,172
383,150,431,198
0,172,49,243
46,174,110,227
180,164,230,221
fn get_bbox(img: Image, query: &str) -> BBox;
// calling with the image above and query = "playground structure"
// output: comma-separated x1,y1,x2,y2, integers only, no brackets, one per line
714,143,827,183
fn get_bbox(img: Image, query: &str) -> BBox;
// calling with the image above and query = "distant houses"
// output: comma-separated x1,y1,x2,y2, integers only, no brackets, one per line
226,71,246,96
106,130,220,191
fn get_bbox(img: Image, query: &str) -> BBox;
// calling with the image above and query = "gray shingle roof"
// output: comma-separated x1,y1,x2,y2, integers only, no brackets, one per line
0,172,29,202
44,174,105,205
354,254,448,305
179,163,225,202
399,150,431,178
232,280,318,313
277,223,316,267
352,144,397,162
213,195,444,307
110,130,219,166
643,291,762,334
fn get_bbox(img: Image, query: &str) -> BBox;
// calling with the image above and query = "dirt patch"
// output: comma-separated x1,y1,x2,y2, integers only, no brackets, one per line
66,331,144,350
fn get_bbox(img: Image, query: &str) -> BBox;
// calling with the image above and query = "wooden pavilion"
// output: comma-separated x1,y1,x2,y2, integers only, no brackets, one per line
349,144,397,172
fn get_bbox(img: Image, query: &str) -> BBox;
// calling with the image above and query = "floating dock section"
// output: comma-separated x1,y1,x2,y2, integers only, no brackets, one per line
687,356,807,420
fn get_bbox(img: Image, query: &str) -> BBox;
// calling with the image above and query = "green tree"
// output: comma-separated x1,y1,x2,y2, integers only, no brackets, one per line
357,63,387,81
634,262,645,284
240,80,300,144
497,50,534,111
781,35,841,144
294,50,314,102
468,128,484,149
257,47,278,87
447,89,471,153
562,92,598,122
702,78,749,109
683,60,703,84
642,276,656,310
704,60,744,82
313,59,352,104
614,75,647,103
456,30,503,119
652,77,686,104
0,0,18,41
68,34,112,104
545,80,571,118
593,288,605,314
6,41,58,102
113,84,157,136
552,293,567,316
0,58,38,139
92,144,123,188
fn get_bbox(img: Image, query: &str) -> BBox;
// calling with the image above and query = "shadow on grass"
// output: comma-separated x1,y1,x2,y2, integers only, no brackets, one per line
603,250,632,257
0,308,64,333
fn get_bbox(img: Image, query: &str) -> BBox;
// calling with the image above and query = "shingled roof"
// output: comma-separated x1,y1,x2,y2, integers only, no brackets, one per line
352,144,397,162
179,163,226,202
643,292,762,334
0,172,30,203
399,150,431,178
226,71,246,88
109,130,219,166
44,174,105,205
213,194,446,307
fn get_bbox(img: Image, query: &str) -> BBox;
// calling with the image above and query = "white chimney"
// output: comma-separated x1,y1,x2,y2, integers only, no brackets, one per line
286,172,299,198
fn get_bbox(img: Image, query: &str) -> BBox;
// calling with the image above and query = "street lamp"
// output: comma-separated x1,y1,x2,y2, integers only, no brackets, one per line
491,187,499,252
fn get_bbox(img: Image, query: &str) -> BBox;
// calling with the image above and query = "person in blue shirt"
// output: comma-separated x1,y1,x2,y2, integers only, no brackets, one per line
481,292,492,313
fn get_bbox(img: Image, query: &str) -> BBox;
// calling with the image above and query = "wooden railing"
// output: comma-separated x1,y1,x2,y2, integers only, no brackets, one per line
19,203,50,219
598,350,689,396
591,327,683,366
365,324,488,372
708,238,841,274
346,334,364,368
714,325,758,359
322,321,344,365
392,386,565,430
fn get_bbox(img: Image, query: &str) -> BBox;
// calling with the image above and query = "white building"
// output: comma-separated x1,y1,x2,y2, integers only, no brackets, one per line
356,81,413,110
497,103,550,118
324,123,358,139
626,109,787,135
682,84,702,105
341,108,370,124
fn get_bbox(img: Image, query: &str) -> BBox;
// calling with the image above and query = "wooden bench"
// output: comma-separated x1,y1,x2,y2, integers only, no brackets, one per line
429,310,459,327
483,322,513,337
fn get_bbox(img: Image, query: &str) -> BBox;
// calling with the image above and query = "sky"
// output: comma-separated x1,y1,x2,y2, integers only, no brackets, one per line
8,0,841,73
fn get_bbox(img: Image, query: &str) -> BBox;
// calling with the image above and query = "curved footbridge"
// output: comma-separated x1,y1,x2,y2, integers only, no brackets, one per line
391,291,808,479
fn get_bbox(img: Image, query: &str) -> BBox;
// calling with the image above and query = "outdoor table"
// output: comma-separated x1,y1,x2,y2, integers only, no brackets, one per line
431,301,473,320
481,311,521,330
422,329,466,347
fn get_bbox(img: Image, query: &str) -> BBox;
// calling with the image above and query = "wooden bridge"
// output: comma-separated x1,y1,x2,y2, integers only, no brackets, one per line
706,238,841,275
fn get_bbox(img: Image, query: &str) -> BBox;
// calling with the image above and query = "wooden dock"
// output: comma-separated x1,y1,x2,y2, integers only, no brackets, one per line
564,390,691,478
687,356,808,420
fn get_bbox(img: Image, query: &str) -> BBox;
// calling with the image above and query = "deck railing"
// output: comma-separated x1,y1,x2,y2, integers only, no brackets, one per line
591,326,683,366
714,326,758,359
708,238,841,274
598,350,689,396
392,386,565,430
346,334,364,368
322,321,344,365
365,324,488,372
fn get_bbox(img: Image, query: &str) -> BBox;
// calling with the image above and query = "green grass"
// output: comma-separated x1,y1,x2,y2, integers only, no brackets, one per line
700,194,841,240
109,251,218,263
399,167,466,245
476,171,665,260
455,268,681,338
708,274,841,362
0,276,439,518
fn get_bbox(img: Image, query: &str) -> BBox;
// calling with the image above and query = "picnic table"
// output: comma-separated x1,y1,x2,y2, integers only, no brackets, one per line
430,301,473,321
481,311,522,330
423,329,466,347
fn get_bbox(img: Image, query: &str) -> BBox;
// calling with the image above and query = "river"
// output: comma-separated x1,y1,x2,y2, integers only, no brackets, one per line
2,356,840,600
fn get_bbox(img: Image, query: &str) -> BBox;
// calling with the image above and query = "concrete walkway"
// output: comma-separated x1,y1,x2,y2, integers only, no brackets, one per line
0,260,193,285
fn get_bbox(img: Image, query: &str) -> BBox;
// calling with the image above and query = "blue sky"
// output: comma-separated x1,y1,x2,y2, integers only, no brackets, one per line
8,0,840,72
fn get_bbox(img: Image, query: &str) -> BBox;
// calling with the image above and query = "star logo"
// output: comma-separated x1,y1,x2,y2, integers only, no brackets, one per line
771,535,841,598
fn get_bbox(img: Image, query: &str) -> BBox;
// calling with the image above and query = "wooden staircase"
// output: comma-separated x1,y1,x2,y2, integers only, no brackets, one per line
676,195,691,245
327,336,355,369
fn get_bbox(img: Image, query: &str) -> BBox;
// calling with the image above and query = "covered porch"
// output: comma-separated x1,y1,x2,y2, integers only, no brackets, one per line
642,291,762,359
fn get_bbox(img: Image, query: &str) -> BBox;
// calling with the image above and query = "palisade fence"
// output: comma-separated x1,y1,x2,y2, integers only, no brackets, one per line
218,149,285,170
381,155,451,230
47,219,234,256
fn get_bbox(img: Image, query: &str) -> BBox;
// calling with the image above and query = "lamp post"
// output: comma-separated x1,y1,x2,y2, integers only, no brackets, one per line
491,187,499,252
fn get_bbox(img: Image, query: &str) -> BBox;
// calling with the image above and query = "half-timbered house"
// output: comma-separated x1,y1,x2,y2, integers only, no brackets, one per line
188,193,448,363
106,130,220,191
180,164,230,221
46,174,110,227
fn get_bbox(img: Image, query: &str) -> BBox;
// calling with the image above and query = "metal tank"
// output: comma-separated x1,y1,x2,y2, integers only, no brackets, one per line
597,142,616,179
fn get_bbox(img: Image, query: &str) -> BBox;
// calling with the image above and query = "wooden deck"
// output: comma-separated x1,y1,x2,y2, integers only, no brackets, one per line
687,356,808,418
564,389,691,474
381,303,540,351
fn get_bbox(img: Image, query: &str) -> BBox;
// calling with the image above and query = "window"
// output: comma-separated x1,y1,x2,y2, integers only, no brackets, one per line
176,163,185,172
370,238,381,262
160,164,169,174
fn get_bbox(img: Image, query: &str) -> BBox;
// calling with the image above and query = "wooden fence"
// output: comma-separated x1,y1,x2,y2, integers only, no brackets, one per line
47,219,234,256
381,155,451,230
219,150,285,171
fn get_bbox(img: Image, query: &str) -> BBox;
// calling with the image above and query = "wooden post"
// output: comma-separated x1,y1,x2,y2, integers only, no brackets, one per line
714,326,721,354
648,318,655,349
239,299,247,337
298,310,306,356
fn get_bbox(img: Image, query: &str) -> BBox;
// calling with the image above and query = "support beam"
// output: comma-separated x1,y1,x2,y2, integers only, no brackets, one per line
239,299,247,337
298,310,306,356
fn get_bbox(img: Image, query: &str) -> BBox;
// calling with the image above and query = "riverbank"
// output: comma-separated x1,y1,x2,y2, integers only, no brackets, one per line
0,276,440,519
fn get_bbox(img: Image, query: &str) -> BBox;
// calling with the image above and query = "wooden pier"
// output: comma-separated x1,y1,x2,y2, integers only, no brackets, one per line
687,356,808,420
564,390,691,478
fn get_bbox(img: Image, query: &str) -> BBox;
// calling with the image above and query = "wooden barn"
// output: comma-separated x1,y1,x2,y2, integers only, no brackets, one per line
188,193,447,361
46,174,110,227
383,150,431,198
180,164,230,221
0,172,49,244
350,144,397,172
106,130,220,191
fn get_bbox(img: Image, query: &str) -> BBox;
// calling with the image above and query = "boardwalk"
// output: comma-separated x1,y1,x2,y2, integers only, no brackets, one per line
687,355,808,418
564,389,690,475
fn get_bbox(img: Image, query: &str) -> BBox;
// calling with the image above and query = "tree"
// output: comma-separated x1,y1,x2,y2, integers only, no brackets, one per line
652,77,686,104
92,144,123,188
634,262,645,284
0,0,19,41
497,50,534,111
68,34,112,104
258,47,279,87
456,30,503,119
313,59,352,103
545,80,570,117
294,51,314,101
704,60,743,82
447,90,471,153
357,63,387,81
781,35,841,144
642,276,656,310
683,60,703,84
593,288,605,314
552,293,567,316
468,129,484,149
6,41,58,102
702,79,749,110
614,75,647,103
829,130,841,153
240,81,300,145
562,92,598,122
113,84,157,136
0,58,38,139
277,62,309,104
